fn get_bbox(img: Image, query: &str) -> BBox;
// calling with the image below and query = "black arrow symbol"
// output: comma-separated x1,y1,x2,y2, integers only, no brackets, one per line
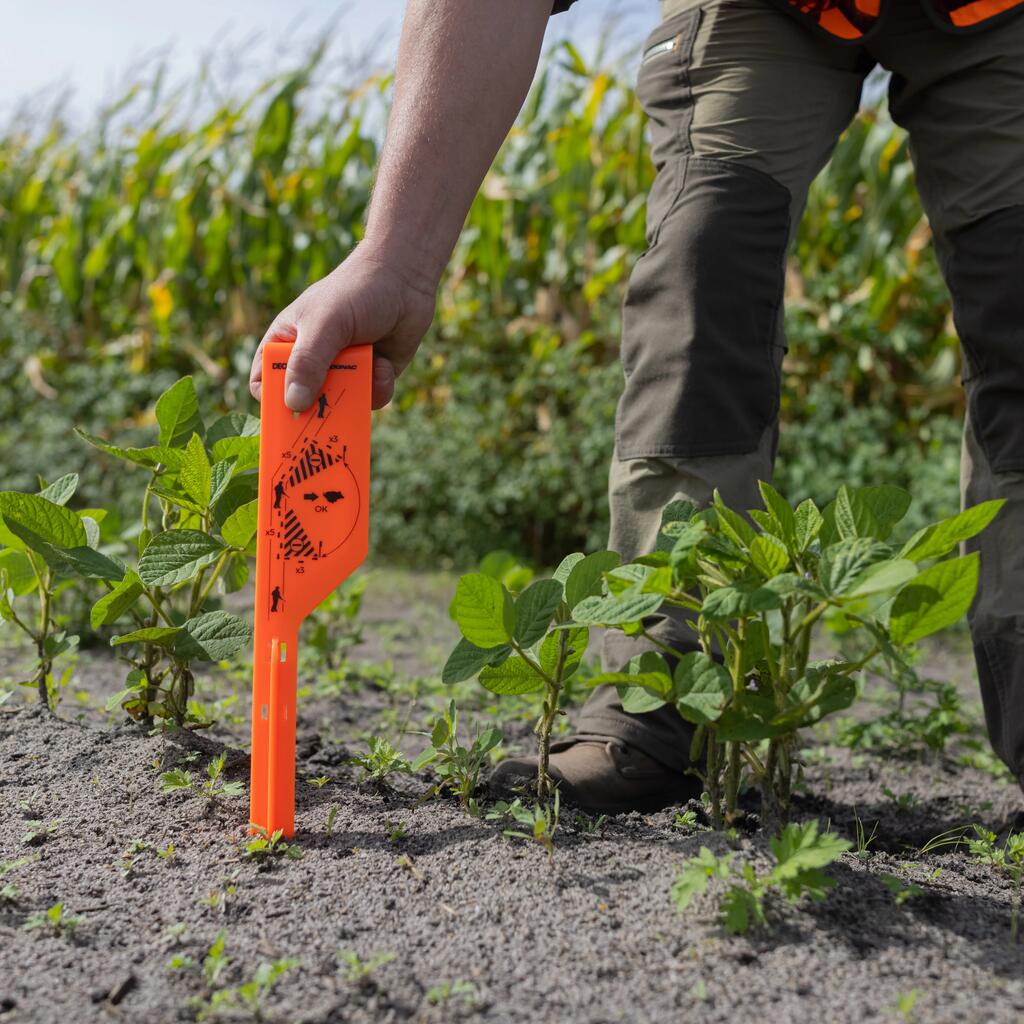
303,492,318,501
324,491,344,503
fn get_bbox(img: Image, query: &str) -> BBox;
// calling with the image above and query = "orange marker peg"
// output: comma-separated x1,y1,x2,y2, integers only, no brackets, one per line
250,343,372,837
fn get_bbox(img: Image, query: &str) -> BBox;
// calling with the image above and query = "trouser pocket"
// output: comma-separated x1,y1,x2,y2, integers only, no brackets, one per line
616,156,791,459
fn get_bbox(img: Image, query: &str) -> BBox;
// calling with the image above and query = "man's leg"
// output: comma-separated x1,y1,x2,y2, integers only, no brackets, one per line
869,3,1024,791
574,0,869,772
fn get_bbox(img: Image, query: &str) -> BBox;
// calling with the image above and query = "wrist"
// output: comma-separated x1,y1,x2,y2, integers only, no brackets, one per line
356,231,446,299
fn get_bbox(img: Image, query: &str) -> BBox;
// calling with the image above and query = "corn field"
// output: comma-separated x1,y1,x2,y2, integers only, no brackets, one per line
0,41,961,564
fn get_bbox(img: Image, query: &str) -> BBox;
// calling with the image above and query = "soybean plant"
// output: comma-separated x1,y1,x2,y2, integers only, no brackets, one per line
445,482,1002,832
673,821,850,933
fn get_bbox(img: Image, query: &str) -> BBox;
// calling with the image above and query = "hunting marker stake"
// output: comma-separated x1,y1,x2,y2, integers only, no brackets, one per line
250,342,372,837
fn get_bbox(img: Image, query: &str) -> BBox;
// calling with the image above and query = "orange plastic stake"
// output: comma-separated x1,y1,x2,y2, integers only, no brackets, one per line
250,342,372,837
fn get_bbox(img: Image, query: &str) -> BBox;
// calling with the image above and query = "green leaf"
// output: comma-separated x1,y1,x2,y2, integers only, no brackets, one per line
552,552,585,585
669,521,708,572
564,550,621,610
478,656,545,696
211,437,260,473
889,553,980,645
178,433,212,507
713,493,757,550
209,459,237,509
112,625,183,649
80,515,101,549
834,485,880,541
571,589,664,626
770,821,849,893
899,500,1005,563
212,474,259,525
138,530,226,587
701,581,782,621
174,611,252,662
757,481,796,546
0,492,86,550
2,519,122,580
206,412,260,444
619,685,669,713
818,538,890,596
38,474,79,506
749,534,790,578
539,626,588,678
514,579,564,646
150,487,206,515
671,847,728,911
674,652,732,725
0,550,37,596
75,429,183,470
452,573,514,648
846,558,918,598
859,486,912,540
90,572,145,629
221,500,259,549
155,377,203,448
657,500,700,552
222,553,250,594
794,499,824,552
783,664,858,726
587,670,673,695
442,638,511,684
722,886,759,935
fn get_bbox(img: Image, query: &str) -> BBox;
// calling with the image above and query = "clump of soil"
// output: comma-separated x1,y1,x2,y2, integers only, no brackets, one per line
2,700,1023,1024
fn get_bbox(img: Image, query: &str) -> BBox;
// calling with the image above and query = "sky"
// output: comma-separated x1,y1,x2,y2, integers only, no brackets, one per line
0,1,653,120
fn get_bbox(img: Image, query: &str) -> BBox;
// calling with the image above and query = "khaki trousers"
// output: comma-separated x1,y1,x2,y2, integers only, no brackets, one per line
578,0,1024,788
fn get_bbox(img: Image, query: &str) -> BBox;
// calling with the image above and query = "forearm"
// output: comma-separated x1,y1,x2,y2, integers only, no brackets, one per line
362,0,552,290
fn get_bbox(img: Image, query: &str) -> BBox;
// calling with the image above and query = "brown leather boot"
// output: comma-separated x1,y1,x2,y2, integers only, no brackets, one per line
489,738,700,814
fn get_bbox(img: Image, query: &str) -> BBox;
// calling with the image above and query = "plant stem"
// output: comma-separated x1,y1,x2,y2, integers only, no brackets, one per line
706,737,722,830
194,550,230,613
725,741,741,822
34,566,53,710
534,629,569,802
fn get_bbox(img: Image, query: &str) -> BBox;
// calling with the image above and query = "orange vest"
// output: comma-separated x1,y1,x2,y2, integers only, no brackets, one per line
775,0,1024,39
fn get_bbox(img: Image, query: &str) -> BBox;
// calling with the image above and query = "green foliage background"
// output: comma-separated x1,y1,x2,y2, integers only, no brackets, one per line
0,43,962,566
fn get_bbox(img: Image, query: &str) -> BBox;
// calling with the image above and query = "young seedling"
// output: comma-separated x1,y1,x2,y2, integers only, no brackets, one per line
21,819,60,846
24,901,81,939
487,792,561,857
387,821,407,843
426,980,477,1008
345,736,414,787
160,753,244,804
879,873,924,905
178,931,297,1023
307,775,330,789
967,826,1024,943
337,949,395,987
852,809,879,858
414,699,502,811
444,552,606,800
0,858,28,906
325,806,340,836
674,809,701,832
242,827,303,868
673,821,850,934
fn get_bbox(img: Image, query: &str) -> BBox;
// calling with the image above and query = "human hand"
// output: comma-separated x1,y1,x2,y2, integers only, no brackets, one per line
249,246,437,411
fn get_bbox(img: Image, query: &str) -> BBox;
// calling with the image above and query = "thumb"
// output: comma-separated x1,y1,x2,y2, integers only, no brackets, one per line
283,316,349,411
